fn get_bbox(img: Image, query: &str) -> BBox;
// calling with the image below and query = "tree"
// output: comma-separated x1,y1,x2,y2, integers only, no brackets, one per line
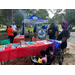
13,9,24,25
35,9,49,19
0,9,13,26
50,9,75,26
0,9,49,26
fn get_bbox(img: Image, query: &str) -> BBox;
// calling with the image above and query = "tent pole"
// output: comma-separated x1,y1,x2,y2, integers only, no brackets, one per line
47,23,48,35
24,22,25,37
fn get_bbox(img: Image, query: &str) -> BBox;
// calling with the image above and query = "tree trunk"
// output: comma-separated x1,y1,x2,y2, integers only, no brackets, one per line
11,9,13,25
5,10,9,26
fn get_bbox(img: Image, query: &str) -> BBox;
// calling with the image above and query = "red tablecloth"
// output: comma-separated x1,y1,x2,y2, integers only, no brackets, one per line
0,42,50,61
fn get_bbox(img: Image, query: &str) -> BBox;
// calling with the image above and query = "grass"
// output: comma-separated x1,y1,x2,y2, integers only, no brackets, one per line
25,27,34,32
0,27,6,29
72,27,75,29
0,27,6,31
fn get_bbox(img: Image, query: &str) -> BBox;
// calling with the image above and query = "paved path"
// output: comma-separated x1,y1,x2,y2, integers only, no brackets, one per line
0,29,6,31
67,32,75,43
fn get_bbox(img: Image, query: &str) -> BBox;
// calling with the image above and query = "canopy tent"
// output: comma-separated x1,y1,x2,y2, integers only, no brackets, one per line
22,14,48,35
23,14,48,25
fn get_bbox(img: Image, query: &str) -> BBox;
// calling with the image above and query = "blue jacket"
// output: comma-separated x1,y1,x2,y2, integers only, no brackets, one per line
42,25,47,29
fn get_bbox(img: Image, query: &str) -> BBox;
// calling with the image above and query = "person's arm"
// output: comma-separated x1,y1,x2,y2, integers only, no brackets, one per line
15,25,18,30
68,35,70,39
7,28,8,32
48,28,50,35
55,30,59,38
36,37,40,41
55,28,59,38
61,37,67,43
31,37,36,41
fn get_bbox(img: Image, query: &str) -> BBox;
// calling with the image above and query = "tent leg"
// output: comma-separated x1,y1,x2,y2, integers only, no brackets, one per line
24,23,25,37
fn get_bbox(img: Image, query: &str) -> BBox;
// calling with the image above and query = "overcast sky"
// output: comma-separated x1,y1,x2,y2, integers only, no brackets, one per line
48,9,65,18
48,11,54,18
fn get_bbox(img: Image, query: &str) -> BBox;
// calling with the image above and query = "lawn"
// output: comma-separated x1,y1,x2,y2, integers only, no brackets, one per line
72,27,75,29
0,27,6,30
25,27,34,32
0,27,5,29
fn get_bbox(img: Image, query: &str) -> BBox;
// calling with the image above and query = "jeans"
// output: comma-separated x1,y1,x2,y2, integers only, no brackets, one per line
8,36,14,43
13,32,17,38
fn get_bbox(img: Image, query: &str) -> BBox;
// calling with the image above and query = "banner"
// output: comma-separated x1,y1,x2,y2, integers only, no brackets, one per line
37,29,46,39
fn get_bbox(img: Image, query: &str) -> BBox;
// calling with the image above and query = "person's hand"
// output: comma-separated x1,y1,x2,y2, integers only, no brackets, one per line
16,28,18,30
55,40,62,44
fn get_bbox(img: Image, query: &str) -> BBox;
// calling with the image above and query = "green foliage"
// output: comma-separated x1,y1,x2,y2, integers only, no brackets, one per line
65,9,75,26
49,9,75,27
0,9,49,26
35,9,49,19
13,10,24,25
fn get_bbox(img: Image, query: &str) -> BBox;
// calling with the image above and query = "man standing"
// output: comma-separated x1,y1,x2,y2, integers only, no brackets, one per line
37,25,40,32
48,23,59,39
68,25,72,33
11,22,17,37
42,25,47,29
54,25,58,29
33,25,37,33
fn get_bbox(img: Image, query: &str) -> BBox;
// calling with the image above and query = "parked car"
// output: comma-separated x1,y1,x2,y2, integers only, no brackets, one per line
71,29,75,32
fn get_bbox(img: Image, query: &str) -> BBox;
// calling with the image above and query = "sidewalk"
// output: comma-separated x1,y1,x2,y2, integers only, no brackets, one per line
0,29,6,31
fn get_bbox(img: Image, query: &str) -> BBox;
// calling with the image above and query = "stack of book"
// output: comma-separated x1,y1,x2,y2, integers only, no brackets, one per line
25,42,33,46
0,45,5,51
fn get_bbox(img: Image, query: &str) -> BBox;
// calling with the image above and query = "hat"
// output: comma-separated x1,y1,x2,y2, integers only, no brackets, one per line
12,22,15,24
61,21,69,29
51,23,54,25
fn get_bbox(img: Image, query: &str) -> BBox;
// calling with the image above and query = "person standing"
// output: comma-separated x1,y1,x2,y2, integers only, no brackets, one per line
68,25,72,33
42,25,47,29
7,26,14,43
36,25,40,32
57,21,70,65
54,25,58,29
48,23,59,39
33,25,37,33
37,25,40,30
6,25,8,31
11,22,17,37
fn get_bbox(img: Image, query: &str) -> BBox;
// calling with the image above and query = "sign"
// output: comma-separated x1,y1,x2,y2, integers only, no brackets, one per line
37,29,46,39
33,16,38,20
